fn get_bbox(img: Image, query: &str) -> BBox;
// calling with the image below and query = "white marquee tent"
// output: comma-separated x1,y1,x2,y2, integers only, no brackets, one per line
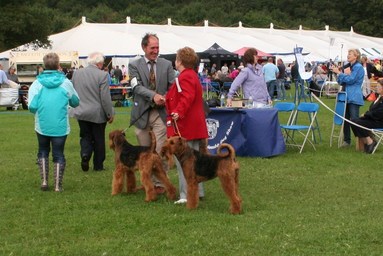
1,16,383,67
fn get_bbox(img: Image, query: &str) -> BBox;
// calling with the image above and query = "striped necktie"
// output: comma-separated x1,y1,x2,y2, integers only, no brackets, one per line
149,61,156,90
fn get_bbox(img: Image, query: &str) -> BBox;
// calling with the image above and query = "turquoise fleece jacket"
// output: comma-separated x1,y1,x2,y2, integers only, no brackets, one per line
28,70,80,136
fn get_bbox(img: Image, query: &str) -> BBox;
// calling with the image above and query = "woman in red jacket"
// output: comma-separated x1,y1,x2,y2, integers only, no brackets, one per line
165,47,208,204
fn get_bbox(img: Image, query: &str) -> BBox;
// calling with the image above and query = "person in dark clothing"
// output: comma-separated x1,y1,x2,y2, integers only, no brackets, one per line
351,78,383,153
291,61,305,100
113,65,123,82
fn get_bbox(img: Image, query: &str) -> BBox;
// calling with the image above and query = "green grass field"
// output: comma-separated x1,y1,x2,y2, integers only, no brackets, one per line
1,95,383,255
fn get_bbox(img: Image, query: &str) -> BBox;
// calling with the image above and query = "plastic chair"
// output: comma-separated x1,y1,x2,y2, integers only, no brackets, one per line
274,102,296,127
209,81,222,97
222,81,232,93
202,81,222,99
222,81,242,97
280,102,320,153
330,92,347,148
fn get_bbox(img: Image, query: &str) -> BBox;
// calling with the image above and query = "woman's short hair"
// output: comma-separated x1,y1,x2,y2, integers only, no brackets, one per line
348,48,361,62
43,52,60,70
176,47,198,69
87,52,105,65
243,48,258,65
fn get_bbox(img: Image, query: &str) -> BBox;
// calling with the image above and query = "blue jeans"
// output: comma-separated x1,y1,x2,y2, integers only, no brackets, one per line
295,79,306,98
36,132,67,164
344,103,360,144
267,80,278,99
277,79,286,100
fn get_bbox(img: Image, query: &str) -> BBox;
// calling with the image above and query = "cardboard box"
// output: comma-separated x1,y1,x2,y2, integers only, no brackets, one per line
231,99,244,108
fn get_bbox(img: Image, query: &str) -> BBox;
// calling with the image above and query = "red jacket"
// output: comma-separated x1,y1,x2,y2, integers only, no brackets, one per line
165,68,208,140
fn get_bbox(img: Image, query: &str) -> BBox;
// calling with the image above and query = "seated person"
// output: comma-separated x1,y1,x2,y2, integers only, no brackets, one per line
211,70,233,86
228,66,243,80
6,66,19,83
211,70,223,83
351,78,383,153
313,67,327,84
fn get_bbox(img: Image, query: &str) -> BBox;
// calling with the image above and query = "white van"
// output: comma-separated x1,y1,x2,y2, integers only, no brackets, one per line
9,51,79,85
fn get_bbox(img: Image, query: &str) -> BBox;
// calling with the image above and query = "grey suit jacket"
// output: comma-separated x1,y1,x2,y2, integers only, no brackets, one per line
71,65,114,123
129,57,175,129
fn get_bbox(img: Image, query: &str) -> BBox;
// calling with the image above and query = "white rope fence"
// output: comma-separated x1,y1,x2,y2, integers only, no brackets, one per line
308,87,383,138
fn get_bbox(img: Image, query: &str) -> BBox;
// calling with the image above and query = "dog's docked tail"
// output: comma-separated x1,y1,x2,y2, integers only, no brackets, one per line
149,131,157,153
217,143,236,160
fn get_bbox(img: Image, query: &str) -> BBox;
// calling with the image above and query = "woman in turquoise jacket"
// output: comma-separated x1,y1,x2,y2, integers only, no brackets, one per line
332,48,365,147
28,52,80,192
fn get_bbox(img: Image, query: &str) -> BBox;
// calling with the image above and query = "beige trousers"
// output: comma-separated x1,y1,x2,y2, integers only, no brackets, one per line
135,109,168,187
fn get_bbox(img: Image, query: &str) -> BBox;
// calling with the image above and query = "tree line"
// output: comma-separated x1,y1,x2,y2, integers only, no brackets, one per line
1,0,382,52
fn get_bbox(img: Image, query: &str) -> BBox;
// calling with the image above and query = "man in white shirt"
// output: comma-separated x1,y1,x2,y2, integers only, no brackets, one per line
221,63,229,75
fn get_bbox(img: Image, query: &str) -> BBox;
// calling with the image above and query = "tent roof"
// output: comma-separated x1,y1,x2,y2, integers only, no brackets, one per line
233,47,272,57
1,17,383,63
360,47,383,60
203,43,238,58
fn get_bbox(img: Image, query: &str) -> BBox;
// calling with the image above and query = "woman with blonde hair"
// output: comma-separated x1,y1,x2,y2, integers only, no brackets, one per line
332,48,364,147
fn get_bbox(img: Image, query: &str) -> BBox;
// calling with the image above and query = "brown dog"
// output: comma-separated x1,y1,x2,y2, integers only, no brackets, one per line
109,130,176,202
161,136,241,214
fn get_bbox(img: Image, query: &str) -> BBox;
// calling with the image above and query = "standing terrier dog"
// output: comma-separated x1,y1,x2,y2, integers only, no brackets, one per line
109,130,176,202
161,136,241,214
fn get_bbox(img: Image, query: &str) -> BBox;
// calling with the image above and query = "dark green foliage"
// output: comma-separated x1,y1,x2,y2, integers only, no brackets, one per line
1,0,383,51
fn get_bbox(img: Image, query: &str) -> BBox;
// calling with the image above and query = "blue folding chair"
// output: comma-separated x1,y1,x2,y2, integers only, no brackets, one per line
222,81,232,93
330,92,347,148
280,102,320,153
274,102,296,127
209,81,222,97
222,81,242,97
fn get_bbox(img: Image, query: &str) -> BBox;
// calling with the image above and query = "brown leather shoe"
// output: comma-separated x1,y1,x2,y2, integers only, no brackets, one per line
155,186,165,194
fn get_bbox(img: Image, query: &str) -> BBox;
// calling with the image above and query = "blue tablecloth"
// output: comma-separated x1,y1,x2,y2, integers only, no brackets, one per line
206,107,285,157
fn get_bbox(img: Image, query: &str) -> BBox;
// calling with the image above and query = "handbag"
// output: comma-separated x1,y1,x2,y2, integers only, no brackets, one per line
367,92,377,102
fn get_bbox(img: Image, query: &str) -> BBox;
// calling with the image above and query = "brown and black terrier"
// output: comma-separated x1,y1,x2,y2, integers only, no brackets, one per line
161,136,241,214
109,130,176,202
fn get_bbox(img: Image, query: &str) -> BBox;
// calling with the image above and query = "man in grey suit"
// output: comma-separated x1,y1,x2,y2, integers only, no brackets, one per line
129,33,175,193
71,52,115,171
